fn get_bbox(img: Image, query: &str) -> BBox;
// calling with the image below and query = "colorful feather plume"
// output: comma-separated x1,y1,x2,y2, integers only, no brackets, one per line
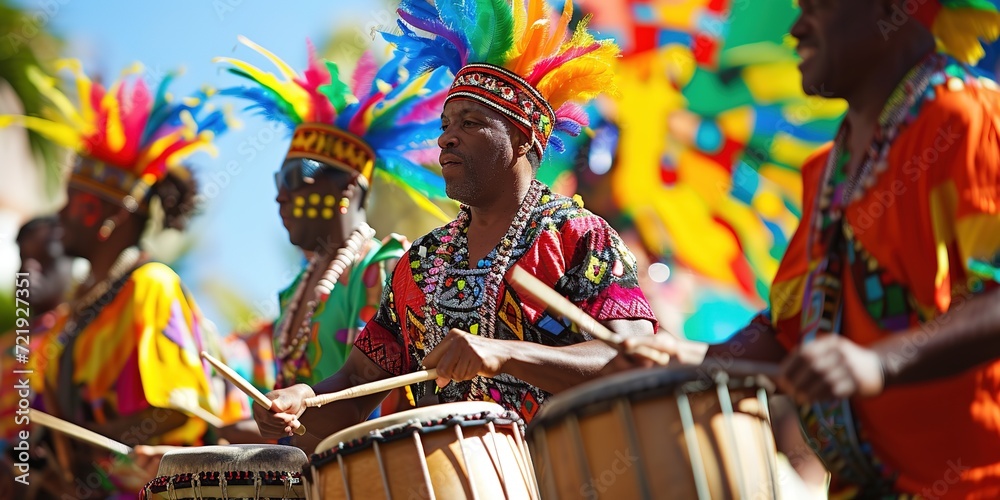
920,0,1000,64
384,0,621,149
0,59,234,185
215,37,453,218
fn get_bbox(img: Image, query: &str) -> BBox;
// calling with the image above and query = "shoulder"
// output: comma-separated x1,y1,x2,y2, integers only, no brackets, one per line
910,63,1000,135
128,261,183,289
537,191,611,241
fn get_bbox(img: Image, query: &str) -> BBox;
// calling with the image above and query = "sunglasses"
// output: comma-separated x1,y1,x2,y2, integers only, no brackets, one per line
273,159,326,192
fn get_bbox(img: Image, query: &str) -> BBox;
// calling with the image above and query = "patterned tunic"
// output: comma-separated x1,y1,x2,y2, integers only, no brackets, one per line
355,184,657,422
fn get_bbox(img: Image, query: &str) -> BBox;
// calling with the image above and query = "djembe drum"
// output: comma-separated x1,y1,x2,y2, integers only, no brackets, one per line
527,363,780,499
141,444,308,499
308,401,538,499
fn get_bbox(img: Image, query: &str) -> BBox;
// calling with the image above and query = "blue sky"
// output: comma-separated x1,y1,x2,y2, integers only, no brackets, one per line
15,0,394,332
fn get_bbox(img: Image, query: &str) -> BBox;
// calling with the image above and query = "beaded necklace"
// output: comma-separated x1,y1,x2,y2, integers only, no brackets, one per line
422,180,544,346
274,223,376,387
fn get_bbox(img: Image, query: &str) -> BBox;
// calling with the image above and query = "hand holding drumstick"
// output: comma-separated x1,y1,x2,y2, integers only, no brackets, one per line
200,351,307,436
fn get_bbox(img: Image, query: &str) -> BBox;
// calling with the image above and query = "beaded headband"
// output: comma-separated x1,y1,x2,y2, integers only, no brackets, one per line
447,64,556,156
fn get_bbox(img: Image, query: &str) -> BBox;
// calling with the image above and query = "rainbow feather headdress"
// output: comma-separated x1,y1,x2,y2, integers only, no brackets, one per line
0,60,234,212
214,36,451,203
914,0,1000,64
385,0,622,156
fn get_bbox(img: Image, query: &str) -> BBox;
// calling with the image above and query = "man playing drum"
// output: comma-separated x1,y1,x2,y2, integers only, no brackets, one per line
254,0,657,449
612,0,1000,497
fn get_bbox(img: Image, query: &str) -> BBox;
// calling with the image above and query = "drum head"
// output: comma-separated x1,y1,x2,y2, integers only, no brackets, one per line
529,361,775,430
315,401,508,455
156,444,308,476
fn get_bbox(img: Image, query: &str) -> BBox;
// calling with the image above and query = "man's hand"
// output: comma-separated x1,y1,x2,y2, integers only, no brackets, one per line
779,335,884,402
253,384,315,438
602,329,709,374
422,329,511,388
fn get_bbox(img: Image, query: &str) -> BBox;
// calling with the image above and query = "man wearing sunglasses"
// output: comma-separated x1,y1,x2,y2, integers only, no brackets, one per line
215,41,452,449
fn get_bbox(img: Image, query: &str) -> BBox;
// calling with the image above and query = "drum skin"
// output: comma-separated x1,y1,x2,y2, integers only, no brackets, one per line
143,444,309,499
309,402,537,500
527,363,780,500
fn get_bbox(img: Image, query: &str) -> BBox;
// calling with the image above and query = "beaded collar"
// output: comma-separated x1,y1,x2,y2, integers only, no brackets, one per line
420,180,545,347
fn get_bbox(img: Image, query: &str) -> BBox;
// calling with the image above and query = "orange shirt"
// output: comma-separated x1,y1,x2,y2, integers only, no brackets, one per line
767,62,1000,498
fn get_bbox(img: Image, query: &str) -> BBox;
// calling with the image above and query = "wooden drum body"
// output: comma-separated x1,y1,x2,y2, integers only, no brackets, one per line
309,401,537,499
527,363,780,500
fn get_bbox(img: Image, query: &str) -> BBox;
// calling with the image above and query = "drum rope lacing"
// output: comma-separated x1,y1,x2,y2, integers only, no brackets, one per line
309,410,523,468
143,470,304,495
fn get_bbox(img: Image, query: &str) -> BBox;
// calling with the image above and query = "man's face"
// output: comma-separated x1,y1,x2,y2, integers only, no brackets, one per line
438,99,522,206
274,157,351,250
58,186,111,257
791,0,886,97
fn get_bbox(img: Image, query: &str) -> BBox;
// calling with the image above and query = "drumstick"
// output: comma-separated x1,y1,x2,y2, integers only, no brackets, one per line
167,391,226,429
30,409,133,456
304,369,439,407
200,351,307,436
508,266,672,366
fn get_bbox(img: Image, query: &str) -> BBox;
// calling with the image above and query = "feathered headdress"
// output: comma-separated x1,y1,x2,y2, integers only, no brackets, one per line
214,36,451,213
384,0,622,156
0,60,234,212
914,0,1000,64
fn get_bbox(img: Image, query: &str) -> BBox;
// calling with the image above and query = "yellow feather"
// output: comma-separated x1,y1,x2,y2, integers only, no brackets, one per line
373,170,452,223
213,56,311,120
25,66,84,130
510,0,528,60
237,35,301,81
55,59,96,127
103,90,126,153
101,62,144,153
536,49,618,109
541,0,573,58
933,9,1000,64
136,130,186,168
0,115,84,150
165,138,216,169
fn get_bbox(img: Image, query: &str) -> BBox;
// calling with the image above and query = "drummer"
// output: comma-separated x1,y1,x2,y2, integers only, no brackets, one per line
254,0,657,448
611,0,1000,497
213,39,451,443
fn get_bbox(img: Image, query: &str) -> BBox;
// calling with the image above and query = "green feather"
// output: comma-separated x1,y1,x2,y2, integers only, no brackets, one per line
317,61,352,113
475,0,515,65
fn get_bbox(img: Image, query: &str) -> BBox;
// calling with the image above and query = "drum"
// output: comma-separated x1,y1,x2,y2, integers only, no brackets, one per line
142,444,308,499
527,363,780,500
309,401,538,499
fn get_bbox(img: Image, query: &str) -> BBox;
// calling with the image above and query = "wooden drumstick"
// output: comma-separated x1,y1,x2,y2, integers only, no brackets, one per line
304,369,439,407
508,266,672,366
30,409,133,456
167,391,226,429
200,351,307,436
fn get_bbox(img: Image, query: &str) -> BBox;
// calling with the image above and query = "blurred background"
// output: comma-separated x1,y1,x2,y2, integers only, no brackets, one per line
1,0,998,343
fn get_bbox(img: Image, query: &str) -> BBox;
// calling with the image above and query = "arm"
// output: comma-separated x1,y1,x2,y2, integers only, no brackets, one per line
609,321,788,371
873,287,1000,386
87,407,188,446
425,318,653,394
253,348,394,445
